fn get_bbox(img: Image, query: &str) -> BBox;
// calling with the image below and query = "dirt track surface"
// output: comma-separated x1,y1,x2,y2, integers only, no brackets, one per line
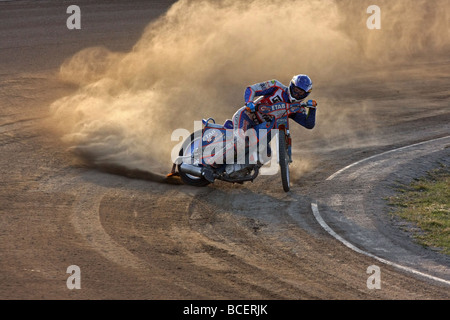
1,1,449,299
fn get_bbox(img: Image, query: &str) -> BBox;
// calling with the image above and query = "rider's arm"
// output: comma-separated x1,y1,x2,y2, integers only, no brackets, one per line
289,108,316,129
244,80,283,104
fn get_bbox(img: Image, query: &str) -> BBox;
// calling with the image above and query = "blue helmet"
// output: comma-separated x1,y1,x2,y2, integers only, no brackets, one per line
289,74,313,102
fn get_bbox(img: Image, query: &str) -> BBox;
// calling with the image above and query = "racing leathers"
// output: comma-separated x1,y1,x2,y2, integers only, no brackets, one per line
228,79,316,163
237,79,316,131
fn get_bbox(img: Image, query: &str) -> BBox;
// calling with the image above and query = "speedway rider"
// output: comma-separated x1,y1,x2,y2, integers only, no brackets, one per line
231,74,317,162
240,74,316,128
170,74,317,182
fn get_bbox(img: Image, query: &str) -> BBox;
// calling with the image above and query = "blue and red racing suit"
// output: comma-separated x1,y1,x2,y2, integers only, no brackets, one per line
232,79,316,143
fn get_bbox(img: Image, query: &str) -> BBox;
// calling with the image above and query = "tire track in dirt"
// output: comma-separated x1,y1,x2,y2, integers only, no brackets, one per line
71,180,148,271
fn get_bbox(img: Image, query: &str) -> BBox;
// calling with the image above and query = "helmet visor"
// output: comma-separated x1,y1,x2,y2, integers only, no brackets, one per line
290,85,309,100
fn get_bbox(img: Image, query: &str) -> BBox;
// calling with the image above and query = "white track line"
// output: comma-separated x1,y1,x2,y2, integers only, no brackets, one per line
311,203,450,286
326,135,450,181
312,136,450,286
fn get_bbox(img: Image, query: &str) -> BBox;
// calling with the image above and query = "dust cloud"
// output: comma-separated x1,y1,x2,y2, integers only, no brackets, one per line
49,0,449,175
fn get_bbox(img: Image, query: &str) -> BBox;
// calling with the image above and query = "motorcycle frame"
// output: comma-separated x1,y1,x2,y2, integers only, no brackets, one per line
199,102,305,166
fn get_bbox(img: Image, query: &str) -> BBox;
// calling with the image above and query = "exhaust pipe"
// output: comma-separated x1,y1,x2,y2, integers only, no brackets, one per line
179,163,203,177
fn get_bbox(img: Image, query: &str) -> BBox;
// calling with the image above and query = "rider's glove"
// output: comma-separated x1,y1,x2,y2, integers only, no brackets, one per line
245,102,256,112
306,99,317,109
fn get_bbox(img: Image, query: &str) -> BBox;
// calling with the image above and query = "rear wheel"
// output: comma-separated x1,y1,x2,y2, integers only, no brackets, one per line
178,131,210,187
278,130,290,192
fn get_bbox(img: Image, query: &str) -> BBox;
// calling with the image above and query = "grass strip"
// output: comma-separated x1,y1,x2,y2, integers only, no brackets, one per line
388,164,449,255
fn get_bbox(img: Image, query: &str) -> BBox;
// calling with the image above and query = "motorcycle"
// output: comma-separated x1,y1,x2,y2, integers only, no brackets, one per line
169,101,313,192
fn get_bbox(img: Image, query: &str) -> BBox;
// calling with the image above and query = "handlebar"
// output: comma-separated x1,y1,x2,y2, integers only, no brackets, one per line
245,100,317,114
256,100,317,109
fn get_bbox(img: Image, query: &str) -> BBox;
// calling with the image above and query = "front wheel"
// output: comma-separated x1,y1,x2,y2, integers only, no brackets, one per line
278,130,290,192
